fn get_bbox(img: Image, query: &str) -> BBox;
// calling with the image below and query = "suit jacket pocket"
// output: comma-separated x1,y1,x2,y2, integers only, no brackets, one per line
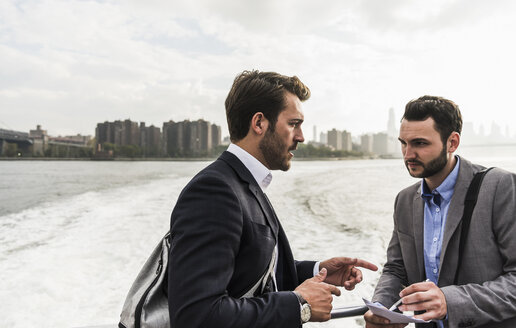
397,228,415,240
397,229,416,251
250,221,275,241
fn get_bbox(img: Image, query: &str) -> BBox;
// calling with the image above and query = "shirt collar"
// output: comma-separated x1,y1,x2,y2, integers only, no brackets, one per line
421,156,460,203
227,143,272,191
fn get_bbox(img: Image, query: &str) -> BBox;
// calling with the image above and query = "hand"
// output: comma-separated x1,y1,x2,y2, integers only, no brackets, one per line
398,280,447,321
294,268,341,322
320,257,378,290
364,310,408,328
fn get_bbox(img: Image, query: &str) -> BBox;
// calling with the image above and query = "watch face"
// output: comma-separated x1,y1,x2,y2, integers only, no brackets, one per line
301,303,311,323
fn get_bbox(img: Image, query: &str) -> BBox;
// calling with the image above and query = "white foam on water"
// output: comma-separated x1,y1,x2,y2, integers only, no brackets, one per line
3,151,515,328
0,174,190,328
266,160,415,328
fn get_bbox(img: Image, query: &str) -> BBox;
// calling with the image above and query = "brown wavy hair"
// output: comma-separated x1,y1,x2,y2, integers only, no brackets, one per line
403,95,463,144
225,70,310,142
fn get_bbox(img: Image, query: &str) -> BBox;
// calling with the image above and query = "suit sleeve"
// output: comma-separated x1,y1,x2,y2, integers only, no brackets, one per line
295,260,317,283
372,194,409,307
168,174,300,328
441,171,516,327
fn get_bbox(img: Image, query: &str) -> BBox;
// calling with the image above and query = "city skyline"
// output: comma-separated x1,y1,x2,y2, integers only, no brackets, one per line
2,0,516,138
6,111,516,146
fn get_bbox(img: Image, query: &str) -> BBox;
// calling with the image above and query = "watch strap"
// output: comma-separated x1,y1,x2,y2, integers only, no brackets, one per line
293,291,307,304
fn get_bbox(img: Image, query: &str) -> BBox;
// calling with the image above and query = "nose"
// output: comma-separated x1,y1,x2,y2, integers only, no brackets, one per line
295,128,304,143
403,144,415,160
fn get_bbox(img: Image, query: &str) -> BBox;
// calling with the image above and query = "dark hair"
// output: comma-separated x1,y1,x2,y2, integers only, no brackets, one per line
225,70,310,142
403,95,463,143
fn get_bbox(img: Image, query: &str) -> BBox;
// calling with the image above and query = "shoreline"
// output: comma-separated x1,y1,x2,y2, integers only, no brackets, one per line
0,155,399,162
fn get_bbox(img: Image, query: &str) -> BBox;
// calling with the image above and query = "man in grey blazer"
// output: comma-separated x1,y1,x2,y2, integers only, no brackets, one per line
364,96,516,328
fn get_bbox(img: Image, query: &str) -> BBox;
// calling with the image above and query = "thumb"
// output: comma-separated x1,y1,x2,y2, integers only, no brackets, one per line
314,267,327,282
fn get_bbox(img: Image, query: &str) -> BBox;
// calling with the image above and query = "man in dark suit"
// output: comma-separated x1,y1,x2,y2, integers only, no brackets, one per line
168,70,378,327
364,96,516,328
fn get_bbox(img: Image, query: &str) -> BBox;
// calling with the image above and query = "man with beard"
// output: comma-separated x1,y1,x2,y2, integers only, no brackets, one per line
168,70,378,328
364,96,516,328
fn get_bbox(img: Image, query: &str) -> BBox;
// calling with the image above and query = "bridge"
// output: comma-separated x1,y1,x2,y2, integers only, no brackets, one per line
0,128,33,143
0,129,33,156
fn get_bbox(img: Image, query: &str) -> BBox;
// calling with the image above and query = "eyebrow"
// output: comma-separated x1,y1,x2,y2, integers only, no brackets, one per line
398,137,429,143
289,118,304,123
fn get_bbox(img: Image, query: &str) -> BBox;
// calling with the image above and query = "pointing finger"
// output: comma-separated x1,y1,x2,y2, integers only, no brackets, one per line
354,259,378,271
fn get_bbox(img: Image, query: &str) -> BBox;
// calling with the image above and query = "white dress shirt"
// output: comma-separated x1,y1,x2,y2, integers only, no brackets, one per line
226,144,320,282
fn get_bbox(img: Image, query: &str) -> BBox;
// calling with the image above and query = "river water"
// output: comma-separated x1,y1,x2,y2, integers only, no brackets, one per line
1,145,515,328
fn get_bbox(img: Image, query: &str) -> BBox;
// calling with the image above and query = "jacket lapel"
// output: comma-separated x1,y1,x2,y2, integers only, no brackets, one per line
277,223,298,291
412,187,426,281
219,151,279,240
249,184,279,241
438,157,474,282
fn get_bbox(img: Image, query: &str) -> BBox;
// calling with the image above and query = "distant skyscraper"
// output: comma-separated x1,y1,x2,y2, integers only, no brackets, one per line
386,107,398,154
341,130,352,151
373,132,389,156
327,129,342,150
313,125,317,142
461,122,476,146
489,121,503,143
360,134,373,153
479,124,485,137
163,119,220,157
211,124,221,148
319,132,327,144
387,107,397,138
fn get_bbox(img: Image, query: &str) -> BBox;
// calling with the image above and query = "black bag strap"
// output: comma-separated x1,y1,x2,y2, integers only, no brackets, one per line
454,167,494,284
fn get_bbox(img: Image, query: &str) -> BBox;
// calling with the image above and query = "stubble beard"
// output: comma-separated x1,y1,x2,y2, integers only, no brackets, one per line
259,128,291,171
406,144,448,178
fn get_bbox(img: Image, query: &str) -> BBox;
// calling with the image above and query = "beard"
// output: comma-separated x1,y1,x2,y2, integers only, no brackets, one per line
405,144,448,178
259,127,294,171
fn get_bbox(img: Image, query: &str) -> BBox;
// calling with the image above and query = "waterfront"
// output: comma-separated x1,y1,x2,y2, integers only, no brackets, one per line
1,145,515,328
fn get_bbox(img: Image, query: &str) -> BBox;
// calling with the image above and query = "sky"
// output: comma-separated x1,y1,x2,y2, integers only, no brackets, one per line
1,0,516,140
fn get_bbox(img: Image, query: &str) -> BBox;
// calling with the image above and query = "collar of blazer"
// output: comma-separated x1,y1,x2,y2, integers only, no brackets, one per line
219,151,280,240
411,156,486,284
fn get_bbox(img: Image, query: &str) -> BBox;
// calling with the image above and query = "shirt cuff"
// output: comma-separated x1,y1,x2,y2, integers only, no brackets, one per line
313,261,320,276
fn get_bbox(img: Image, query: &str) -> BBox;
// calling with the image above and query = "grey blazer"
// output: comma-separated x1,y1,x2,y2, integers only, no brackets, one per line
373,156,516,328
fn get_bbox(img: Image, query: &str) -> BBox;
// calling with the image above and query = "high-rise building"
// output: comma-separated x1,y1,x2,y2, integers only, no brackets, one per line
488,121,503,143
96,120,123,146
386,108,398,155
341,130,352,151
162,119,221,157
319,132,327,144
97,118,221,157
360,134,373,153
139,122,162,157
327,129,342,150
387,107,397,138
121,119,139,146
96,119,161,156
162,120,185,156
199,119,212,153
211,124,221,148
373,132,389,156
29,125,49,156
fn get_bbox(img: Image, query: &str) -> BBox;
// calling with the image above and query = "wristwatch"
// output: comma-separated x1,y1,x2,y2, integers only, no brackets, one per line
293,291,311,323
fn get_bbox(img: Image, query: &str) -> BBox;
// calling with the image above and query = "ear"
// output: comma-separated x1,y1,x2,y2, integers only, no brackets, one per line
250,112,269,136
447,132,460,153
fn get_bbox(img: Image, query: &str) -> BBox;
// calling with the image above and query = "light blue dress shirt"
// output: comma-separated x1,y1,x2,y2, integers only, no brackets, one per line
420,156,460,327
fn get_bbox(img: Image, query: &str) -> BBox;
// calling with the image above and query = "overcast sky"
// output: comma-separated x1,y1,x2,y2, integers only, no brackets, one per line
1,0,516,140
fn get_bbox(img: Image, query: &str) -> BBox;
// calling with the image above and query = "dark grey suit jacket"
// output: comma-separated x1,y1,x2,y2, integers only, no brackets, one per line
373,157,516,328
168,151,315,328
